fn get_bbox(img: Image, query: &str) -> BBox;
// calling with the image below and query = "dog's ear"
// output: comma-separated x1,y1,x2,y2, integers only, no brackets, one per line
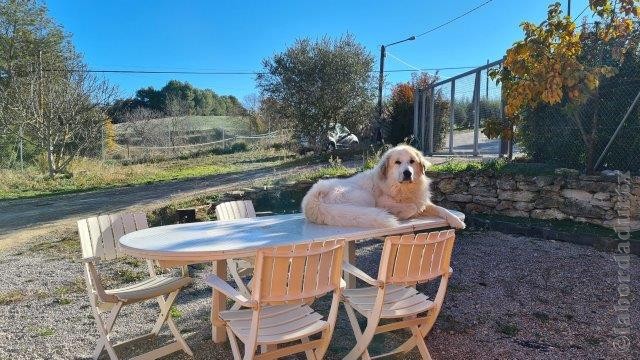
414,148,432,174
378,152,390,180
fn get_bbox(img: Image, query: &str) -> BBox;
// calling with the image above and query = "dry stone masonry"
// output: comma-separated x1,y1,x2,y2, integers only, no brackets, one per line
428,169,640,230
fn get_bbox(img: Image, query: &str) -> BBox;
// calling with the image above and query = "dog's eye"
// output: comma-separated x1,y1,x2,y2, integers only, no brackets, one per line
395,160,401,165
409,159,415,164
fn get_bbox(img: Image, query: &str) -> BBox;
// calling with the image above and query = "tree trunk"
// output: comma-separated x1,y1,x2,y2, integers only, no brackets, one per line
585,137,596,175
47,141,55,178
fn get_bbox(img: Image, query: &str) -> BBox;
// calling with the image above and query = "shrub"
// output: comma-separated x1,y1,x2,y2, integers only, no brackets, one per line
229,142,248,153
385,73,450,150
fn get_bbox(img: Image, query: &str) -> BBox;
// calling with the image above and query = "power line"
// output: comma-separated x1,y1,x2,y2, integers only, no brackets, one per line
44,65,480,75
415,0,495,38
386,51,421,71
573,4,590,21
51,69,265,75
384,66,477,73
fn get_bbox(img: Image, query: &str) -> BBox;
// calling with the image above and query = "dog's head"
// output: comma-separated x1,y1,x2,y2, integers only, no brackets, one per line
378,145,431,184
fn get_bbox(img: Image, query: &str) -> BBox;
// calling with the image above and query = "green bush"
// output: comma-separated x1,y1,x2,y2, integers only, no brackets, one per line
229,142,248,153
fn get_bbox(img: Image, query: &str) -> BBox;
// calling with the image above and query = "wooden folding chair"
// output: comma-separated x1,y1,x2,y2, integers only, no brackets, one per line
77,212,194,360
205,239,346,360
215,200,257,309
341,230,456,360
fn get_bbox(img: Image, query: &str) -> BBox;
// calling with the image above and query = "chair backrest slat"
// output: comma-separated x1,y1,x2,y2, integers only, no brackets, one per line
215,200,256,221
78,219,94,258
86,217,104,259
381,230,456,285
284,244,308,299
98,215,117,260
253,240,344,305
121,213,137,234
77,212,148,261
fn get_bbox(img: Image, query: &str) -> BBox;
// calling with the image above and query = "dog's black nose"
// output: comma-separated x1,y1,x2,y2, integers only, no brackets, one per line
403,170,412,179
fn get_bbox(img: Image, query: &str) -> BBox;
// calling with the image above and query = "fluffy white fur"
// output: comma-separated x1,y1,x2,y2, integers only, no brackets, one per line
302,145,466,229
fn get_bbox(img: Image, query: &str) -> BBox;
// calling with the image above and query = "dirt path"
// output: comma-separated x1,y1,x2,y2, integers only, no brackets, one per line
0,162,334,247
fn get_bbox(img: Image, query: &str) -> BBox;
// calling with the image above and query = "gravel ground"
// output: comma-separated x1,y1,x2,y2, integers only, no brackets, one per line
0,230,638,359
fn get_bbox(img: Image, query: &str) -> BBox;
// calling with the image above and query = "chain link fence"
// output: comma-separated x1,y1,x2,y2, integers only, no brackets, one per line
414,58,640,173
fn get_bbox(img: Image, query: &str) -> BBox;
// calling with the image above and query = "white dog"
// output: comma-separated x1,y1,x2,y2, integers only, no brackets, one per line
302,145,466,229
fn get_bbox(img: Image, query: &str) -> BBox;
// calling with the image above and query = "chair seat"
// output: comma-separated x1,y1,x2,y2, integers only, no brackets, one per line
106,275,192,302
343,284,434,319
220,304,328,345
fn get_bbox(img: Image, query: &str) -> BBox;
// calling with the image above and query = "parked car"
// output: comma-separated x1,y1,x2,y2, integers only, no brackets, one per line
298,124,359,153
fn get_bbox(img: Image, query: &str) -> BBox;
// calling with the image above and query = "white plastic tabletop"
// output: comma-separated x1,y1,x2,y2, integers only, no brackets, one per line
118,211,465,262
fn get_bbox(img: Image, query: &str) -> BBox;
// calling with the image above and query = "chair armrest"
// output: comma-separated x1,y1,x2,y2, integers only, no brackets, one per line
204,274,255,308
342,261,382,287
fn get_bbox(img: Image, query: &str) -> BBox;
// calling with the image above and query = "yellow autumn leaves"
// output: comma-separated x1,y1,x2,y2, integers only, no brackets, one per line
495,0,639,118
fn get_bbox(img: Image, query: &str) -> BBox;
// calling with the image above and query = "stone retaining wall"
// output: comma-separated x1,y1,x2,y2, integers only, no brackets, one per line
428,169,640,230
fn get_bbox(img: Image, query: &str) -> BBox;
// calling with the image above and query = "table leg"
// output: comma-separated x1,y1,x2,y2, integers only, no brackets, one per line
343,240,356,289
211,260,228,343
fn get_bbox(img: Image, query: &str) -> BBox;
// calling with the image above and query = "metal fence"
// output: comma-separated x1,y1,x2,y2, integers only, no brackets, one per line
414,59,507,157
109,130,287,163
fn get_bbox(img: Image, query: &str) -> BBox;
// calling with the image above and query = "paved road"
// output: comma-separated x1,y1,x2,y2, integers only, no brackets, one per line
0,163,330,243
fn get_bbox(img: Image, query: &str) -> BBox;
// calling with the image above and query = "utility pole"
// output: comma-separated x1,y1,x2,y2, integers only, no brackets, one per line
377,36,416,127
377,45,386,123
567,0,571,17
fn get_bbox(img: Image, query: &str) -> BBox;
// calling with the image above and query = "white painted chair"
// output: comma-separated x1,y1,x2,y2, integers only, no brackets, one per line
341,230,456,360
205,239,346,360
215,200,257,309
77,212,193,360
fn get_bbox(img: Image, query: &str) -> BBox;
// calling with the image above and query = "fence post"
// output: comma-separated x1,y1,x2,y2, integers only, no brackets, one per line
222,128,226,149
428,88,435,155
486,59,489,99
420,89,427,152
473,70,481,156
413,87,419,146
449,80,455,154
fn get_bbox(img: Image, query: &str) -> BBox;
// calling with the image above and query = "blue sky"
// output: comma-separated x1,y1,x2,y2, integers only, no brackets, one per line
46,0,591,101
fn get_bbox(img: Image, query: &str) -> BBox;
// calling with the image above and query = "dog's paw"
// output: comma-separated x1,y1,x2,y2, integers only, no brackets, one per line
447,215,466,229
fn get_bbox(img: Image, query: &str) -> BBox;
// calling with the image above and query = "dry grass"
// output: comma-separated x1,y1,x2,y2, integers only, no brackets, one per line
0,148,297,200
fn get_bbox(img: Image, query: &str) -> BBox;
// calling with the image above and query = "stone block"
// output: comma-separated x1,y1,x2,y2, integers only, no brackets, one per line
446,193,473,202
469,186,497,197
437,178,459,194
498,190,537,202
561,189,593,203
495,200,513,211
465,203,492,214
473,196,498,207
513,201,535,211
496,178,516,190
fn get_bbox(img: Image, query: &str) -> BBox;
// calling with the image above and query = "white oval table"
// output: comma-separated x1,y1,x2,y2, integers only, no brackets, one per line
119,211,465,343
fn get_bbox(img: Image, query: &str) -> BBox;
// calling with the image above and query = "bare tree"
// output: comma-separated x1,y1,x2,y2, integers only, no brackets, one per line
117,107,164,147
164,94,191,151
1,62,116,176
